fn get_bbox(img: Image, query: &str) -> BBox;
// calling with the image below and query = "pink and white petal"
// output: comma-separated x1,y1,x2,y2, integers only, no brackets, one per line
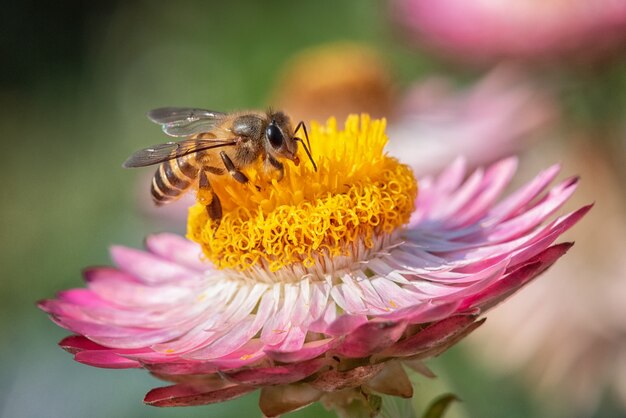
54,317,186,349
323,313,369,337
444,157,518,228
427,259,508,301
468,177,578,243
330,282,368,314
354,271,393,313
369,277,422,309
203,340,267,369
86,268,195,308
383,247,452,274
308,300,339,334
183,317,259,360
110,246,201,285
430,166,485,220
460,243,573,312
184,288,277,360
487,163,561,224
288,279,314,328
145,340,267,373
365,258,412,284
306,282,332,325
144,234,208,272
379,299,460,324
261,284,299,345
268,326,307,353
265,338,336,363
150,282,246,354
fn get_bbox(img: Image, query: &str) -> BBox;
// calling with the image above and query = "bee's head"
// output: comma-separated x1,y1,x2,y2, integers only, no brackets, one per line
264,111,299,165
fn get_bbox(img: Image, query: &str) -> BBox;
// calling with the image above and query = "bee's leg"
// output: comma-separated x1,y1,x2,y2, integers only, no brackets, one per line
220,151,249,184
199,169,222,228
265,154,284,182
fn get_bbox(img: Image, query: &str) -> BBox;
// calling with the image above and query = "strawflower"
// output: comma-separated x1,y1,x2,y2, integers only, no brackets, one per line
391,0,626,64
387,66,556,176
41,115,588,417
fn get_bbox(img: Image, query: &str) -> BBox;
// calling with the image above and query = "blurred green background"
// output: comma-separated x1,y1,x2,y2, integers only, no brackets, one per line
1,1,624,417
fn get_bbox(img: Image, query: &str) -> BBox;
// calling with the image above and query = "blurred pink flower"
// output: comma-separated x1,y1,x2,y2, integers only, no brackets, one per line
40,157,587,416
387,67,557,176
392,0,626,63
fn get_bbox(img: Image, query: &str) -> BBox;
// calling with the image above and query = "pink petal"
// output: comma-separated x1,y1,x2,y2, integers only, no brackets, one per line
144,382,255,407
335,320,407,358
377,314,480,358
380,300,460,324
460,242,573,311
324,314,369,336
265,338,336,363
143,361,220,376
58,335,107,354
445,157,518,228
110,246,200,285
74,350,142,369
488,163,561,223
224,358,328,386
144,233,208,272
86,267,194,308
268,326,307,353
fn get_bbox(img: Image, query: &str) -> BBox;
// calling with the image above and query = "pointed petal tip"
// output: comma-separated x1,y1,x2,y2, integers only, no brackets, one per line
58,335,106,353
36,299,50,312
82,266,112,282
365,361,414,398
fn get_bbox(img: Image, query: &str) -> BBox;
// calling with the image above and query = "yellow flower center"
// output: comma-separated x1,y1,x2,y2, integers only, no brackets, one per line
186,115,417,274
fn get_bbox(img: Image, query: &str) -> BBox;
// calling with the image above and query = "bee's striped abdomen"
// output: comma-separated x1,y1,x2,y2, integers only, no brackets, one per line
151,156,200,205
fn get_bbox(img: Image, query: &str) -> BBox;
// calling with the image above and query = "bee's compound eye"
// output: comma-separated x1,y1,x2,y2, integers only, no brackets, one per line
266,123,284,149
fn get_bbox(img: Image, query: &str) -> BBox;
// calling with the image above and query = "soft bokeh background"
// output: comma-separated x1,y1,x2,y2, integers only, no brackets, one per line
2,1,625,417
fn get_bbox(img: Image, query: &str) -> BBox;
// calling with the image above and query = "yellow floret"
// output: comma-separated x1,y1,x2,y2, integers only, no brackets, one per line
187,114,417,272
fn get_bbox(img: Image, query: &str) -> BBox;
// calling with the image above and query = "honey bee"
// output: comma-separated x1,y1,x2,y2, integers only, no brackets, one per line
124,107,317,225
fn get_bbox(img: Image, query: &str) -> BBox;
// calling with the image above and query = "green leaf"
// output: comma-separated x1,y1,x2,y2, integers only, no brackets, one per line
421,394,460,418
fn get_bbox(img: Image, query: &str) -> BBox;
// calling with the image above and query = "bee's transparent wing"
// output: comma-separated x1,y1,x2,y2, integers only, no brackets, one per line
147,107,227,137
123,138,236,168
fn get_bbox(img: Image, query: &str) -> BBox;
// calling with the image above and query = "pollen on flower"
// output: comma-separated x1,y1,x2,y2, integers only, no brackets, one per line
187,115,418,274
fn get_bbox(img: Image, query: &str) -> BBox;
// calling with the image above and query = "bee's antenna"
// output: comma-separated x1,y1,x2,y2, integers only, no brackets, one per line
293,121,317,172
294,137,317,172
